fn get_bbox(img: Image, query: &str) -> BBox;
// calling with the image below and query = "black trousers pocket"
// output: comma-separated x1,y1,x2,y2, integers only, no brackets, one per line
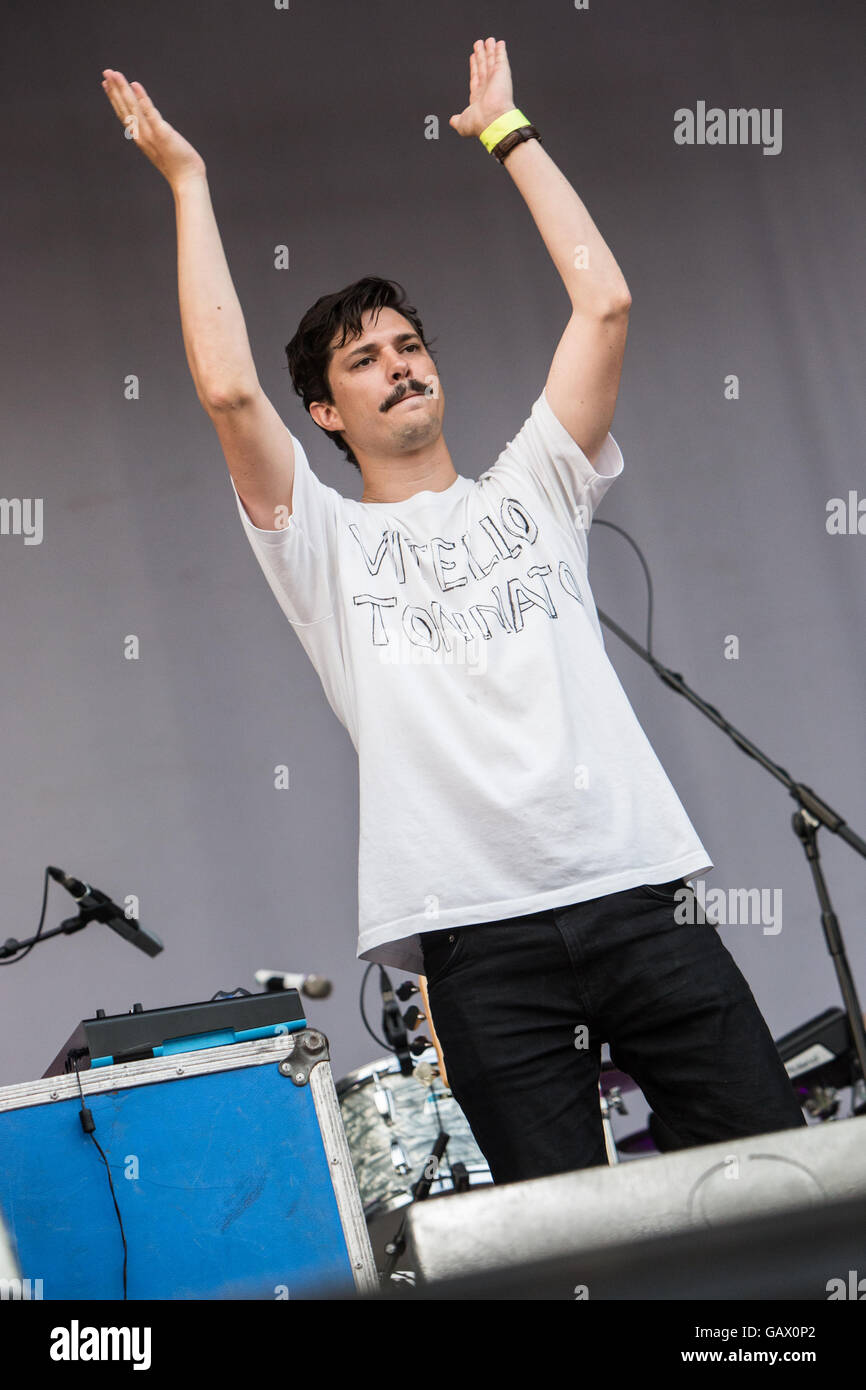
419,926,470,987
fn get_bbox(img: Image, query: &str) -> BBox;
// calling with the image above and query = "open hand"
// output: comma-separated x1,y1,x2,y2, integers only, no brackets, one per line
449,37,516,139
101,70,207,190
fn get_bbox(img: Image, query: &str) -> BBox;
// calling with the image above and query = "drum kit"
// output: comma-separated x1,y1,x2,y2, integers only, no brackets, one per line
336,1049,493,1270
333,1040,660,1277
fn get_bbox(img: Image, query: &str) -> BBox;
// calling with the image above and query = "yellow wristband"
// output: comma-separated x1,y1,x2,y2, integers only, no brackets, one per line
479,108,531,154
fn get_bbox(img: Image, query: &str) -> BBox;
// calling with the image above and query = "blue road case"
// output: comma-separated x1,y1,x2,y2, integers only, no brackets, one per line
0,1031,378,1299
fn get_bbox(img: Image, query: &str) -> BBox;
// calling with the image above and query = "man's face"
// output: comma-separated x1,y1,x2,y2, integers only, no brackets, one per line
310,306,444,462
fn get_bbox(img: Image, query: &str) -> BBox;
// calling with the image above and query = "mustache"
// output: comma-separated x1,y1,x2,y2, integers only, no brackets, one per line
381,381,431,412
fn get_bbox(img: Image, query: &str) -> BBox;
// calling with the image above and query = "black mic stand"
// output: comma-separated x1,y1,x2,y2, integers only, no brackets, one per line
381,1129,451,1286
597,603,866,1109
0,904,112,960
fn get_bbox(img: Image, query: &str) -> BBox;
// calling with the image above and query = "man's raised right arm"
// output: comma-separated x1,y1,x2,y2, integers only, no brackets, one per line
101,69,293,531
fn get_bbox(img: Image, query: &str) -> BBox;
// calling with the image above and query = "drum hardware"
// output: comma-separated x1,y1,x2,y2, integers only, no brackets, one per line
370,1066,397,1122
800,1085,841,1122
450,1161,471,1194
368,1067,420,1178
599,1056,655,1163
412,1058,439,1086
381,1128,452,1284
599,1082,628,1165
389,1140,411,1177
335,1049,493,1275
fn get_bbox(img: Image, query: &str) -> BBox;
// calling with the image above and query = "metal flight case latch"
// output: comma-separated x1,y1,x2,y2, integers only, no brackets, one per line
278,1029,329,1086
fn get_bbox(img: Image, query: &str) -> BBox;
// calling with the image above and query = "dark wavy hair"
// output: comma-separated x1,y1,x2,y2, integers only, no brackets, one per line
285,276,438,472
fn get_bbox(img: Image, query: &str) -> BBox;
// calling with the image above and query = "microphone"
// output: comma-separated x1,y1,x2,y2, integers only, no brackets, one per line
380,966,414,1076
47,866,163,958
254,969,333,999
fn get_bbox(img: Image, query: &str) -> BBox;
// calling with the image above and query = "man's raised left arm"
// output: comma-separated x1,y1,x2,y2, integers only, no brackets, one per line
451,37,631,469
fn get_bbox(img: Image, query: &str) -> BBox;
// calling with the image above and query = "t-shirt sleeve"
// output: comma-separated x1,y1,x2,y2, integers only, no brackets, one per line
230,432,340,627
481,387,624,547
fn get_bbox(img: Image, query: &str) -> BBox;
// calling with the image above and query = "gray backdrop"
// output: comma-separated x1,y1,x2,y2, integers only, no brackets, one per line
1,0,863,1155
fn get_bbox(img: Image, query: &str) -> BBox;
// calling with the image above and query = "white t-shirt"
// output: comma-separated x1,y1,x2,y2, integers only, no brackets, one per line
231,387,713,974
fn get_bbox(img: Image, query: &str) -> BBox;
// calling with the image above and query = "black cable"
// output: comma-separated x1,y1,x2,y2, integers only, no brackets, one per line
74,1060,128,1300
592,518,655,657
0,867,50,966
359,963,391,1052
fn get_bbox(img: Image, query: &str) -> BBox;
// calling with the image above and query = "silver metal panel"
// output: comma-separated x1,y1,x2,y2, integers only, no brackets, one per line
0,1216,19,1280
0,1034,306,1112
404,1114,866,1286
310,1063,379,1295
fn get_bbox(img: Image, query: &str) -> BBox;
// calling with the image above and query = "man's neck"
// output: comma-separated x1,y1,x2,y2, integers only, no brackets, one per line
359,441,458,505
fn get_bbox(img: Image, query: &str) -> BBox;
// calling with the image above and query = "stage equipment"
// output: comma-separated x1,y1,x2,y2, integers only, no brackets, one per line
43,988,306,1074
336,1049,492,1267
0,1028,377,1299
401,1111,866,1296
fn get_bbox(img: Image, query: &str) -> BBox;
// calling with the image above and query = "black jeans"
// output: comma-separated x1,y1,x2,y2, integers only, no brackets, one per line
419,878,806,1186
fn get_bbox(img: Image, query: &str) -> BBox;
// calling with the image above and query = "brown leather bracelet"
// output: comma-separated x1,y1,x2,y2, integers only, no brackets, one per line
492,124,542,164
